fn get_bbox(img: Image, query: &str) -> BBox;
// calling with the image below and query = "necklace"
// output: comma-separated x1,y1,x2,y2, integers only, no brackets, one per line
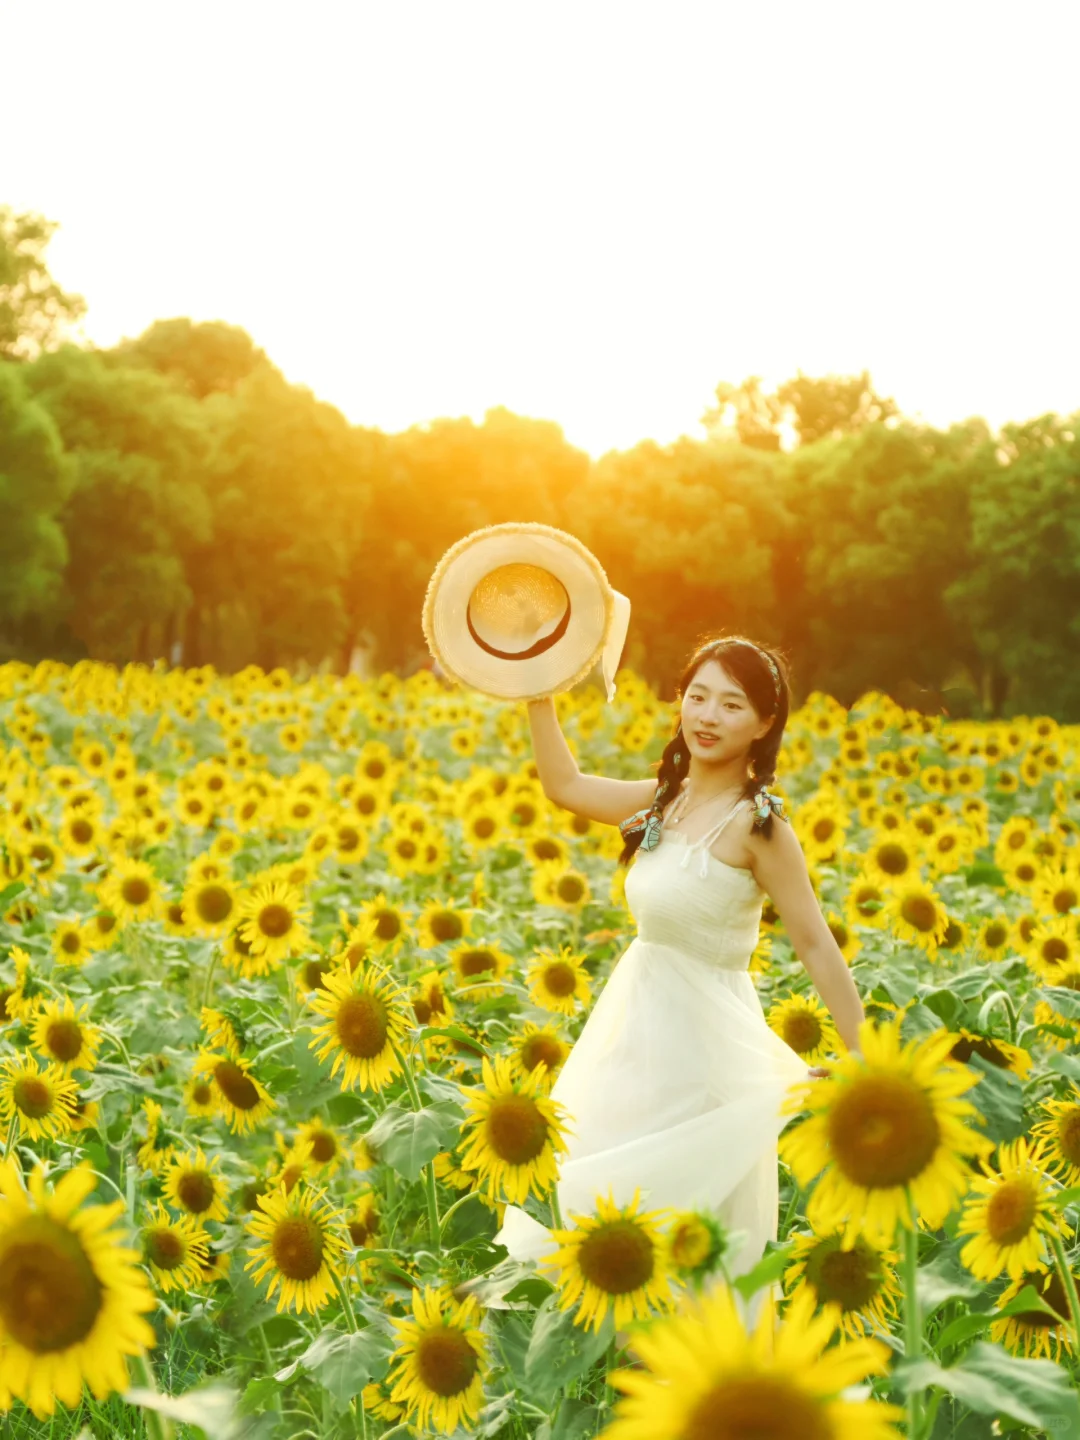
667,781,744,828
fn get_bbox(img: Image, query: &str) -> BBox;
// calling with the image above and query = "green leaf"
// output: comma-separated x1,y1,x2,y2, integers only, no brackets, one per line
935,1284,1068,1353
365,1098,463,1180
964,862,1007,888
1050,1184,1080,1210
896,1340,1080,1434
524,1294,614,1407
915,1252,983,1315
0,881,27,912
297,1327,393,1407
1038,986,1080,1020
536,1399,607,1440
1046,1050,1080,1082
124,1382,239,1439
964,1053,1025,1144
732,1239,795,1301
502,1274,556,1306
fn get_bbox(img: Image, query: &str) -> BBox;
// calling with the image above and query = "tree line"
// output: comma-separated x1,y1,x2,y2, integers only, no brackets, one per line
2,205,1078,718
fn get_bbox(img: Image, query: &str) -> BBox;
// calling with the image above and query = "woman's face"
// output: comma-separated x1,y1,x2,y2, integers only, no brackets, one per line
679,658,774,764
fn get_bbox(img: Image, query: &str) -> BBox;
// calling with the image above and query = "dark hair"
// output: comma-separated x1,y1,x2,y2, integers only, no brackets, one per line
618,633,792,866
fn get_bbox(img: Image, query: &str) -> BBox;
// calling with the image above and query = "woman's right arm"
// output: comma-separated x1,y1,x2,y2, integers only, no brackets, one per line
526,697,658,826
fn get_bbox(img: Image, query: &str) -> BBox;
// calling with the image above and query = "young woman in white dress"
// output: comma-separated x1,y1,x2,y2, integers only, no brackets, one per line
492,635,866,1324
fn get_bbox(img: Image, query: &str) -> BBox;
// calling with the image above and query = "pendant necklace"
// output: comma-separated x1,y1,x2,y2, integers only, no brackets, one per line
667,781,743,829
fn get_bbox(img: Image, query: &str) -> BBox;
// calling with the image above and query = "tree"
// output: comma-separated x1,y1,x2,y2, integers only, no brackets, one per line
106,317,279,398
0,363,72,643
776,369,899,446
701,377,784,451
0,207,87,361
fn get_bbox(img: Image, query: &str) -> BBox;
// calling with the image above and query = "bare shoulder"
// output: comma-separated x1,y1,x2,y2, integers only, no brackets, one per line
740,801,804,878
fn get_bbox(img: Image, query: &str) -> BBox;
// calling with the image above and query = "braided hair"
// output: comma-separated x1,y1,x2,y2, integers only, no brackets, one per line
618,634,792,866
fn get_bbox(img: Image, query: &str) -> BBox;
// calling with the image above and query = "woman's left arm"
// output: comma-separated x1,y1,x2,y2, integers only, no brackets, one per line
746,815,866,1056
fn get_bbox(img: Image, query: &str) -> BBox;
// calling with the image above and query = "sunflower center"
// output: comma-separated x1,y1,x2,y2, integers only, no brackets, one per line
986,1178,1039,1246
1014,1272,1071,1328
532,839,562,862
214,1060,260,1110
1057,1108,1080,1165
271,1216,325,1280
900,895,939,932
415,1326,480,1397
484,1094,550,1166
458,949,497,977
556,875,585,903
13,1076,53,1118
144,1226,186,1269
577,1219,655,1296
303,958,333,989
45,1018,84,1062
336,993,390,1058
782,1012,823,1055
541,962,577,997
310,1132,337,1163
812,819,835,842
375,911,401,941
876,843,910,876
192,1081,213,1105
70,819,94,845
177,1171,216,1214
122,877,152,906
1042,938,1069,965
805,1237,883,1310
348,1208,378,1246
0,1215,103,1353
338,827,362,853
60,930,83,954
670,1220,712,1269
682,1376,831,1440
827,1073,940,1188
258,903,293,939
520,1035,565,1074
431,913,464,942
196,886,233,924
984,923,1008,949
472,817,496,839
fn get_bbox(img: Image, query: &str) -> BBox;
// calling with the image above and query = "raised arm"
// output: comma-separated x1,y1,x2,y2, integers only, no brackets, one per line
526,696,658,826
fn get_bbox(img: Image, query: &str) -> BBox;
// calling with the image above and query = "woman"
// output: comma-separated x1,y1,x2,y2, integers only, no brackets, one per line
492,634,866,1307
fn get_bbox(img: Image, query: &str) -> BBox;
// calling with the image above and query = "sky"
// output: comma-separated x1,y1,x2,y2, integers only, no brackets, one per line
5,1,1079,459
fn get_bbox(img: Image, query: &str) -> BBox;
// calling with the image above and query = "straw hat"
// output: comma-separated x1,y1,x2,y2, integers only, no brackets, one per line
422,522,631,702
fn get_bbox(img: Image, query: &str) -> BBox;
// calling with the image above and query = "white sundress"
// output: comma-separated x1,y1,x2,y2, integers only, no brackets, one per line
494,797,811,1309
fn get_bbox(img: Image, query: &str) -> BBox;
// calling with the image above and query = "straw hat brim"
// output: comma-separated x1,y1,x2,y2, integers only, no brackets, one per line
422,522,629,702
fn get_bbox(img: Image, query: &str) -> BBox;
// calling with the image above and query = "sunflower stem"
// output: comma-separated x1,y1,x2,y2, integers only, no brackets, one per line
603,1335,617,1407
331,1268,360,1333
550,1184,564,1233
127,1352,174,1440
2,1114,16,1159
437,1189,477,1242
902,1185,923,1440
1048,1231,1080,1359
391,1040,441,1246
201,948,218,1010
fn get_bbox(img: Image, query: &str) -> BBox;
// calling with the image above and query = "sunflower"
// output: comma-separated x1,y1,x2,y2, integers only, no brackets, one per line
411,970,456,1028
507,1021,571,1088
767,994,839,1065
991,1263,1076,1362
357,892,412,951
197,1247,233,1287
531,863,592,913
362,1379,406,1424
244,1182,348,1315
844,872,889,929
449,941,513,991
135,1098,174,1176
540,1187,677,1333
97,857,161,927
416,899,472,949
956,1136,1071,1282
293,1118,345,1175
1026,916,1078,981
882,880,950,955
386,1284,491,1435
862,830,922,888
1030,1093,1080,1184
603,1281,903,1440
346,1188,381,1248
973,914,1013,963
236,879,312,969
457,1053,571,1204
461,802,504,850
162,1148,229,1223
182,1071,219,1119
29,996,101,1074
947,1027,1033,1079
192,1049,276,1134
50,919,92,966
307,961,413,1091
82,909,120,951
140,1201,210,1294
783,1230,901,1341
0,1053,78,1141
665,1209,730,1287
181,872,239,937
199,1006,244,1058
527,946,591,1015
0,1158,157,1418
779,1017,994,1246
524,833,571,868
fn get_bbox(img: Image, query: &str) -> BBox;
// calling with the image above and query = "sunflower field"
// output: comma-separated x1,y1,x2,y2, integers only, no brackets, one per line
1,658,1079,1440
